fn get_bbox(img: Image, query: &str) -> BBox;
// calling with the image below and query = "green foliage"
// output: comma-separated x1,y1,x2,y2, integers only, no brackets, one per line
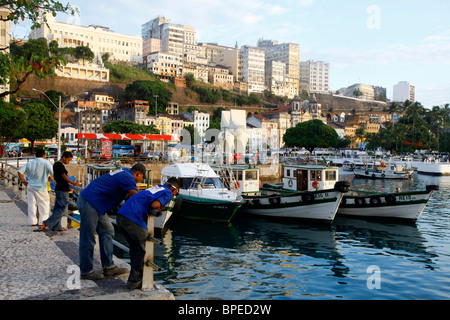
104,61,159,83
0,101,28,156
283,120,339,152
103,120,159,134
21,102,58,148
123,80,173,113
1,1,74,99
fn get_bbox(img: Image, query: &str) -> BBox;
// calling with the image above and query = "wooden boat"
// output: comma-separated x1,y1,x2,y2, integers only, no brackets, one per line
337,185,439,221
161,163,243,223
214,164,350,222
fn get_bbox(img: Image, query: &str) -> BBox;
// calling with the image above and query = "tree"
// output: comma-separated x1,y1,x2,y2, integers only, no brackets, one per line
0,101,28,157
103,120,159,135
123,80,173,113
283,120,339,153
0,1,75,99
21,102,58,153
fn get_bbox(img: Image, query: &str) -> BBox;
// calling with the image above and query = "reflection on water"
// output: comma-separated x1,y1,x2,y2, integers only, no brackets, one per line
116,173,450,299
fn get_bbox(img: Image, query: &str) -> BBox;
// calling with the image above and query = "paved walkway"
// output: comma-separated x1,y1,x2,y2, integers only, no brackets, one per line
0,180,174,300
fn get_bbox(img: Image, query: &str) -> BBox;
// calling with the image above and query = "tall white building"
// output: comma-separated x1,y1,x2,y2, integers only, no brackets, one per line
240,45,265,94
30,14,143,64
299,60,330,94
393,81,415,102
0,7,11,101
142,16,200,61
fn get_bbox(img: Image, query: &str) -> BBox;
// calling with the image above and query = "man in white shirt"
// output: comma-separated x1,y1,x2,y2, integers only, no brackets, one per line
18,149,54,226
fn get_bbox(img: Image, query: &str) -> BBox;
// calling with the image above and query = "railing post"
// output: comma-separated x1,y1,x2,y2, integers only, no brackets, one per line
142,215,156,290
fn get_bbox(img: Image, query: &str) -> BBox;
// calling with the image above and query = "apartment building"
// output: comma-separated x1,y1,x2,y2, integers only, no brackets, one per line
213,46,241,83
257,39,300,98
299,60,330,94
265,60,287,97
30,14,143,64
240,45,265,94
142,16,200,61
338,83,387,101
393,81,415,103
0,7,10,101
146,52,183,81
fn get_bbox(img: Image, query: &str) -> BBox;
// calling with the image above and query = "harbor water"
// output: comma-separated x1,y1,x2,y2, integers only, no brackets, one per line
114,171,450,300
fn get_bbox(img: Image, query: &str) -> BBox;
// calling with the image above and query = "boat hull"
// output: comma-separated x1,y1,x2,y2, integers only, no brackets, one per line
173,195,242,223
240,190,343,222
338,188,437,221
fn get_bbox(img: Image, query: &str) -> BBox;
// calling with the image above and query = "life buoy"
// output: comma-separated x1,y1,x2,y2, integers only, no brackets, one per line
385,194,396,204
369,196,381,206
355,197,366,206
268,195,281,206
234,181,240,189
312,181,319,189
302,192,315,203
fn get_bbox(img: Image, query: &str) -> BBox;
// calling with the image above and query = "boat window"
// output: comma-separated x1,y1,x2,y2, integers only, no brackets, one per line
310,170,322,180
286,169,291,177
245,170,258,180
325,170,337,181
181,178,224,189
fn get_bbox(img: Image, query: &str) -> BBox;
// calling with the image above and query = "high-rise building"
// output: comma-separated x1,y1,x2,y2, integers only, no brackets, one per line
300,60,330,94
240,45,265,93
257,39,300,98
393,81,415,102
142,16,200,60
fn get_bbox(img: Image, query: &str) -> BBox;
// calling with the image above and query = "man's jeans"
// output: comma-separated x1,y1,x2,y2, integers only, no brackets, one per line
77,195,115,275
44,191,69,230
116,214,147,284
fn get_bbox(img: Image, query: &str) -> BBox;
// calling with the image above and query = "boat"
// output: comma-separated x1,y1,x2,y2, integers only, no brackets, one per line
337,185,439,221
353,162,414,179
215,164,350,222
160,163,243,223
414,159,450,176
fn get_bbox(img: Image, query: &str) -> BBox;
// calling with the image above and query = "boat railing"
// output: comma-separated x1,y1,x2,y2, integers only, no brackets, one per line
0,159,162,290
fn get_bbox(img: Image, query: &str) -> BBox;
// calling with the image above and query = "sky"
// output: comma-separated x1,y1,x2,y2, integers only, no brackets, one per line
11,0,450,108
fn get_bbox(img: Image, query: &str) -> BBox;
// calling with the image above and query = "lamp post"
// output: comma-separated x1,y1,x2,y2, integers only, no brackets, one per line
33,88,88,160
33,88,62,160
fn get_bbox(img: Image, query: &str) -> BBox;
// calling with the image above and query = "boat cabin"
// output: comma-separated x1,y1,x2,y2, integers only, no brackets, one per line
211,165,260,195
282,164,339,192
85,163,151,190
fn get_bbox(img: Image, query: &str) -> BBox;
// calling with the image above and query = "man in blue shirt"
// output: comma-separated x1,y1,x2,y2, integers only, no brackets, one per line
18,149,54,226
116,177,180,289
77,163,146,280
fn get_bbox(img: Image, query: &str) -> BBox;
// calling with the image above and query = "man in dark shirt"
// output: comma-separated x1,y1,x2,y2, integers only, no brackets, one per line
42,151,80,231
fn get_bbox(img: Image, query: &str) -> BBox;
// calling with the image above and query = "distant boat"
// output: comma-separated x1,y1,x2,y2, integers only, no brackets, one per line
161,163,243,223
338,185,439,221
353,163,413,179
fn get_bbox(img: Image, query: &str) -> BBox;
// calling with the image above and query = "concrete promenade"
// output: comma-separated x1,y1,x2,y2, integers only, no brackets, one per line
0,180,174,300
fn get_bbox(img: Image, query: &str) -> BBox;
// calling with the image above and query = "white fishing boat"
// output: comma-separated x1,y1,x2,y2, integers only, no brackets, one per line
337,185,439,221
353,163,414,179
161,163,243,223
217,164,350,223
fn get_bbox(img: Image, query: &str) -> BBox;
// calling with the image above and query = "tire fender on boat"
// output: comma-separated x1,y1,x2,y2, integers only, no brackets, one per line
302,192,315,203
385,194,396,204
369,196,381,206
172,197,183,214
355,197,366,206
268,194,281,206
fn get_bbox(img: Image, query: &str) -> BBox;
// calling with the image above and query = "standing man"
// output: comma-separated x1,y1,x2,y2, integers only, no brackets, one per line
116,177,180,289
41,151,81,232
18,149,54,227
77,163,146,280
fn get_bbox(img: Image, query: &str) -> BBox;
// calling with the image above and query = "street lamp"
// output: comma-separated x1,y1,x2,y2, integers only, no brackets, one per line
33,88,88,160
33,88,62,160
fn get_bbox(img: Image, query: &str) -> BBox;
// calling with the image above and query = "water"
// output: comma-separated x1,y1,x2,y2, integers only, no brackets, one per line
115,172,450,300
